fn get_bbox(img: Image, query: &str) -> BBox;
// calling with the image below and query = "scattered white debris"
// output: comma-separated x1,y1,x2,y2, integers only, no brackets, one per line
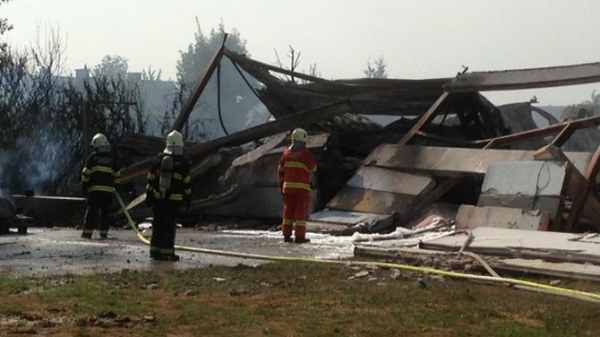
138,222,152,230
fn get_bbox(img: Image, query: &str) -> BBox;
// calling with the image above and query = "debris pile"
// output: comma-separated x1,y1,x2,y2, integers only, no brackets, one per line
5,38,600,256
106,46,600,242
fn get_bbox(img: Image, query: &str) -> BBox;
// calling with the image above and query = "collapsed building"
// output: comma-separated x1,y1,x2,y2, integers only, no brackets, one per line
3,36,600,282
3,34,600,241
105,36,600,240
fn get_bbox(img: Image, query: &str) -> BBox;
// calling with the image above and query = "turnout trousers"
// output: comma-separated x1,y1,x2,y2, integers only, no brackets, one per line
281,191,310,241
150,200,179,259
82,191,113,239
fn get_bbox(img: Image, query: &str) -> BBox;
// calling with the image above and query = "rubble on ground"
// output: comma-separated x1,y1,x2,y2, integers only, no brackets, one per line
5,46,600,284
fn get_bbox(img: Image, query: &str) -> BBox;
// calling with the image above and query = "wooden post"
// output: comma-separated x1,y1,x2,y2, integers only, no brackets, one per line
173,34,229,131
550,123,575,147
566,146,600,230
398,92,449,145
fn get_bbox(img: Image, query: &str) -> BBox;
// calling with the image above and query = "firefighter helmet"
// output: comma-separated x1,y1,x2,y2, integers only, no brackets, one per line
164,130,184,155
91,133,110,152
291,128,308,143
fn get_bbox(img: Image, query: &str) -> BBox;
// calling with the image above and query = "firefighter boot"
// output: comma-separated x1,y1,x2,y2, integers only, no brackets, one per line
294,222,310,244
282,221,293,243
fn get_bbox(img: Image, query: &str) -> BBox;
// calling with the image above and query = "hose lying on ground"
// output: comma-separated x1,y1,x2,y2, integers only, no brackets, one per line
114,191,600,304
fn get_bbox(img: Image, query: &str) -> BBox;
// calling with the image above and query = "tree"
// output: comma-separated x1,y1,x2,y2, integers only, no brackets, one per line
174,20,261,140
0,0,13,56
93,55,128,79
0,30,145,195
142,65,162,81
561,90,600,121
363,56,388,79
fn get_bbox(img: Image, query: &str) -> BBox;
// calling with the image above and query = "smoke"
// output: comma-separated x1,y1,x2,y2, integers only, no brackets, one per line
0,128,76,194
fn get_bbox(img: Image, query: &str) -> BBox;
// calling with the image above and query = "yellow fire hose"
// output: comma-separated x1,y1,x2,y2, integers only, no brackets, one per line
114,192,600,304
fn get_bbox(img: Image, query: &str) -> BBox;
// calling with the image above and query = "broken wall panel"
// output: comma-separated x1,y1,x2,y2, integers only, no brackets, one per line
456,205,550,231
366,145,592,177
231,133,287,168
422,227,600,264
208,134,328,219
327,187,414,215
478,161,567,219
346,167,435,195
306,209,393,234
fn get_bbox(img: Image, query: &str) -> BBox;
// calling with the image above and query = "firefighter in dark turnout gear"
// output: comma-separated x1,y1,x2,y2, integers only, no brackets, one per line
81,133,120,239
146,130,192,261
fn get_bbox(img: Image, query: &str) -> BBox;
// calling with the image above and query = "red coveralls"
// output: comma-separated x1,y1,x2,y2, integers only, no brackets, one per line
278,147,317,241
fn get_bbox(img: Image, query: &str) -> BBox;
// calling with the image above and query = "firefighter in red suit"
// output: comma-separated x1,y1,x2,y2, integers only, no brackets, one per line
278,128,317,243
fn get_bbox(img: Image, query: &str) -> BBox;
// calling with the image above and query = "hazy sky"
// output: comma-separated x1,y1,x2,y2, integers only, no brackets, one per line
3,0,600,105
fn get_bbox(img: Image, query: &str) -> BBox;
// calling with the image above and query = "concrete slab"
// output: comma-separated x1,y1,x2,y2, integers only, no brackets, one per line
327,187,413,215
366,145,591,177
496,258,600,282
306,209,393,234
346,167,435,195
481,161,567,197
478,161,566,217
422,227,600,264
309,210,388,225
455,205,549,231
231,133,287,168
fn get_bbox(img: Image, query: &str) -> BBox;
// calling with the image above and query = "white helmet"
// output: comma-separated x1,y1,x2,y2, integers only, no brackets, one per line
164,130,184,155
91,133,110,152
291,128,308,143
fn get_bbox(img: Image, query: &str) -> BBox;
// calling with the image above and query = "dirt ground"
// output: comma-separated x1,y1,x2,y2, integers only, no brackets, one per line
0,262,599,337
1,228,600,336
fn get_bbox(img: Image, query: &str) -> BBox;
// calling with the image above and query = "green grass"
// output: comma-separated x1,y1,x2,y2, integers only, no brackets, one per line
0,263,599,337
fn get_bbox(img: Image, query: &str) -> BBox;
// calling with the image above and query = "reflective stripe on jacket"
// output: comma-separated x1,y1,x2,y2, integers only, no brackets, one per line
81,151,118,194
278,147,317,193
146,153,192,203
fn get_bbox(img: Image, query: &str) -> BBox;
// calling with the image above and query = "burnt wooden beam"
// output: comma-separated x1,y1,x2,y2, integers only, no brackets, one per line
479,114,600,148
414,131,480,147
411,114,600,150
445,62,600,92
173,34,228,131
550,123,575,147
187,100,350,159
119,100,351,182
566,145,600,230
224,49,328,84
397,92,449,145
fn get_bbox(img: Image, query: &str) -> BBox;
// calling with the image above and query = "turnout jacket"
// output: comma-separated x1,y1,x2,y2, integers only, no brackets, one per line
278,147,317,194
146,153,192,205
81,151,120,194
